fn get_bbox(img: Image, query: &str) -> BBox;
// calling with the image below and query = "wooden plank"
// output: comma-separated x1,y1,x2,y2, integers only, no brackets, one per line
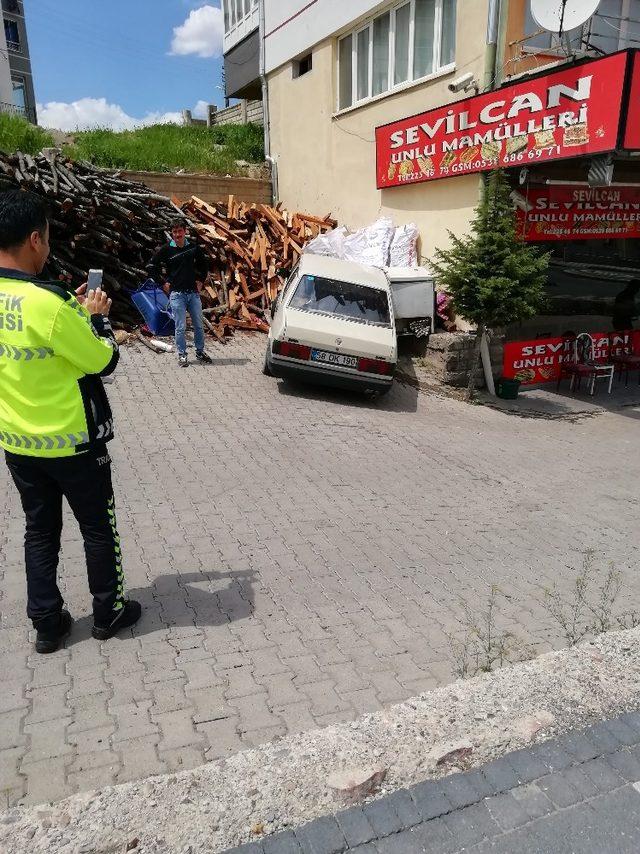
238,272,250,299
259,235,268,271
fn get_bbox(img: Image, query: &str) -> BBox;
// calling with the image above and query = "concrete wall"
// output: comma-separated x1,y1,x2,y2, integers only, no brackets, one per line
211,99,264,126
123,172,272,206
267,1,488,261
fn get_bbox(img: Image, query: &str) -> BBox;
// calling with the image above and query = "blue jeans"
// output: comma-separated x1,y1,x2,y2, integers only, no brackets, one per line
169,291,205,356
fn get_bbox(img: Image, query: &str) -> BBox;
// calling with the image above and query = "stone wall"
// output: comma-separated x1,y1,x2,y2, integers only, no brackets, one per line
123,172,272,206
421,332,505,388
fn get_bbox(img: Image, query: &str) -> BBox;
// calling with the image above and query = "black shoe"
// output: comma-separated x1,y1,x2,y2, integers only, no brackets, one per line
179,353,189,367
196,350,212,364
35,609,72,654
92,600,142,640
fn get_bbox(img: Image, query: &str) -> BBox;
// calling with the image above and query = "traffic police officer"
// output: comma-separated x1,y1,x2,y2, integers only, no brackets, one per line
0,190,141,653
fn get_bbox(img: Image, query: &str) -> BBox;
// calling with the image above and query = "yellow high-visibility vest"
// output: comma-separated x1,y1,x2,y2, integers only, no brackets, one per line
0,270,118,458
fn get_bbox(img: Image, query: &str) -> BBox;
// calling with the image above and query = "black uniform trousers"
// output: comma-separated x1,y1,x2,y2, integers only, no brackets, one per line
5,443,124,629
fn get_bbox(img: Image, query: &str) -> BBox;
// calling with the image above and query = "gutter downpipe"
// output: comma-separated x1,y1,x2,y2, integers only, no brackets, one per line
259,0,279,205
480,0,504,397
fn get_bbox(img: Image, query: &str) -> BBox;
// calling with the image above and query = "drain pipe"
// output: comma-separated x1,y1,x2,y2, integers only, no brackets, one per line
259,0,278,205
479,0,502,397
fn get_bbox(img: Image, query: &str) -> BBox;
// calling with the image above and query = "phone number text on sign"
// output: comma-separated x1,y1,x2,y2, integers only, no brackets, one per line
376,52,627,189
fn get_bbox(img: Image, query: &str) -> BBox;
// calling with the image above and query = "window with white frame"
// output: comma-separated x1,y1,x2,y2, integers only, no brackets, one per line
338,0,456,110
223,0,257,34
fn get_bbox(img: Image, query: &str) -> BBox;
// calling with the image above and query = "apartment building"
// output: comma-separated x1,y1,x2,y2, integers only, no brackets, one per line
238,1,640,387
0,0,36,123
261,1,487,260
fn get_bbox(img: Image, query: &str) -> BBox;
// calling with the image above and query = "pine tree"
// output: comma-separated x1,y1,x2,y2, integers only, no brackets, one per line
431,170,549,395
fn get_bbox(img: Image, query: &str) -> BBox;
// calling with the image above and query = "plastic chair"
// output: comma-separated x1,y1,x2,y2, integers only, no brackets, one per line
609,331,640,387
557,333,614,395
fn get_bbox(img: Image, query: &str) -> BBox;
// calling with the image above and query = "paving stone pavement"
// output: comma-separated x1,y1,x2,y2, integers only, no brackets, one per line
223,711,640,853
1,335,639,808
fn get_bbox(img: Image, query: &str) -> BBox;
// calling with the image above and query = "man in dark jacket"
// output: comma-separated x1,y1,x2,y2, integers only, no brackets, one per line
0,190,141,653
148,218,212,367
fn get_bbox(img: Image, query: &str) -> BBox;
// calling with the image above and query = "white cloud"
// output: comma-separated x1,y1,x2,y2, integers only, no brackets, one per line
170,5,224,58
192,99,210,119
36,97,184,132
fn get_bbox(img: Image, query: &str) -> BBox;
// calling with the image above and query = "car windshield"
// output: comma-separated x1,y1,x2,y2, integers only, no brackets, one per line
289,274,391,326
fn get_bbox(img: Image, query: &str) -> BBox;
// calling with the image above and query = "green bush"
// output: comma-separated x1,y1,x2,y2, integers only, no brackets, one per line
0,113,54,155
67,123,265,174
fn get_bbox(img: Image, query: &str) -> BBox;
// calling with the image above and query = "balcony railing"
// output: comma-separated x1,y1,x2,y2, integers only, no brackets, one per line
6,39,20,52
0,101,36,123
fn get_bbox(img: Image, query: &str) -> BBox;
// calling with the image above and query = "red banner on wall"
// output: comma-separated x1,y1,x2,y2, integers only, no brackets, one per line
623,52,640,149
516,185,640,241
376,52,628,189
503,331,640,385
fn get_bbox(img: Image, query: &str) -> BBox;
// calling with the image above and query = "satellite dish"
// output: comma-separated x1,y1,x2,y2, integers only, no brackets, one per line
531,0,601,33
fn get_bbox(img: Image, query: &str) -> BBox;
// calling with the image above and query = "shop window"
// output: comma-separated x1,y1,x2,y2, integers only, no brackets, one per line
293,53,313,79
3,17,19,52
337,0,456,111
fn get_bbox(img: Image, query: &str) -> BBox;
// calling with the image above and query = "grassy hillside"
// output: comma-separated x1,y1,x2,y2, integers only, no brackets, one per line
0,116,265,174
67,123,265,173
0,113,55,155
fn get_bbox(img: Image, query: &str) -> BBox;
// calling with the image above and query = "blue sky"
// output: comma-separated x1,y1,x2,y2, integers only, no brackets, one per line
26,0,226,129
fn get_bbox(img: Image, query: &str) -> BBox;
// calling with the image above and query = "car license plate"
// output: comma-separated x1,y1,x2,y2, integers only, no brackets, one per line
311,349,357,368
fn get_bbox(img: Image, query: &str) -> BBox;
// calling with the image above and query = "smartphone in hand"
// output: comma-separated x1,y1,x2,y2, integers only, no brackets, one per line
87,269,104,290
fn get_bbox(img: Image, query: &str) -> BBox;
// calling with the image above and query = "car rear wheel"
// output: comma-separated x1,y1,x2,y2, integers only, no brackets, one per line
262,345,273,376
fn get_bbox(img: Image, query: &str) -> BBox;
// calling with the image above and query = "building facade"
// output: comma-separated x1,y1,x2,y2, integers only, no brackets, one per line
0,0,36,123
263,0,488,261
251,0,640,387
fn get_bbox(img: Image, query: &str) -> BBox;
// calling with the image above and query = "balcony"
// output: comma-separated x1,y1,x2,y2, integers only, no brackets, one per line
223,4,259,54
6,39,19,52
0,101,36,123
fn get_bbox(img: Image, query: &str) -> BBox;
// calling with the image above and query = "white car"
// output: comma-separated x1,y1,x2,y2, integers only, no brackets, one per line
263,254,397,395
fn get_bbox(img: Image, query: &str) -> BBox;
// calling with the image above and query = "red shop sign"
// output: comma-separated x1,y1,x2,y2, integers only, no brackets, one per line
502,331,640,385
516,185,640,241
376,52,628,189
623,52,640,149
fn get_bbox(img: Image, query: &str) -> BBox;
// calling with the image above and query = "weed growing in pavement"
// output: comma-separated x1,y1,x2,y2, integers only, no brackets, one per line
445,586,524,679
541,550,639,645
446,552,638,679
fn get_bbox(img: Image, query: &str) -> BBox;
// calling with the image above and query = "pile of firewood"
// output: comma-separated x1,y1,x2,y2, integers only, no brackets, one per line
182,195,336,340
0,150,185,326
0,150,337,337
